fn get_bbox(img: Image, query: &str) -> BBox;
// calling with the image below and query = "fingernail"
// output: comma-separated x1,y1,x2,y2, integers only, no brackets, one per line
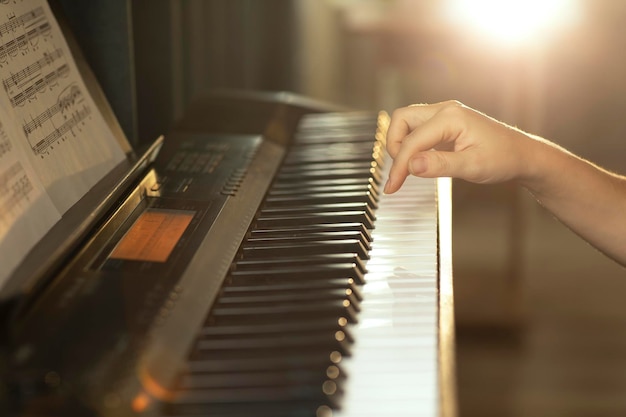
409,157,427,175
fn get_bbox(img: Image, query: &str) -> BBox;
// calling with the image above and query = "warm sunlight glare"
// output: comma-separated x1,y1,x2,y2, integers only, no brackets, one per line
445,0,580,46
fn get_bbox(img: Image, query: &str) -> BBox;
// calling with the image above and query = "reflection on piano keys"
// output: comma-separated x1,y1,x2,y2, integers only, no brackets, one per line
0,95,455,416
159,111,455,417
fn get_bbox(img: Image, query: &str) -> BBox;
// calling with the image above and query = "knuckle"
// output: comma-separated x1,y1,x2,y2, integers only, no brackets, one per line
390,107,407,120
439,100,467,118
429,152,449,174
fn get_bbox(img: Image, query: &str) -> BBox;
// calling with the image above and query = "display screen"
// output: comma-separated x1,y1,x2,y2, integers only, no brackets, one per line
109,209,195,263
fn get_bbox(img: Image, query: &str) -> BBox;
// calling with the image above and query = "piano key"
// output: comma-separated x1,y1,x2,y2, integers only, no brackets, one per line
165,399,341,417
188,348,352,373
228,264,365,287
178,367,346,390
283,151,382,166
215,289,360,314
160,111,444,417
277,160,377,172
296,111,377,127
211,299,359,324
264,191,378,210
287,139,377,151
197,316,351,338
221,278,364,302
187,350,345,374
256,200,379,215
249,223,372,243
193,330,352,355
268,183,380,201
274,167,382,184
240,239,370,261
255,211,375,229
217,287,360,309
281,154,384,168
166,385,342,410
268,177,380,192
245,230,371,250
294,130,378,143
233,253,367,275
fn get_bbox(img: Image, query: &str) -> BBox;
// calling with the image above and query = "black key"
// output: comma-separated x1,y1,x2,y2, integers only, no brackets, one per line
178,366,345,390
269,177,380,192
198,315,351,338
229,263,366,286
218,288,360,311
275,167,381,184
264,191,378,210
187,350,345,374
250,223,372,243
193,330,352,356
268,183,380,202
234,252,367,272
245,230,371,251
221,278,363,301
240,239,370,261
211,299,359,324
255,211,374,229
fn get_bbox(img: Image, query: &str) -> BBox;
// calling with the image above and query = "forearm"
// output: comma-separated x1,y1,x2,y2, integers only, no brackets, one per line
384,101,626,266
520,137,626,265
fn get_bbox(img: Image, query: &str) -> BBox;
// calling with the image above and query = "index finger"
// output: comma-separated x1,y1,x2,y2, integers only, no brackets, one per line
386,102,449,159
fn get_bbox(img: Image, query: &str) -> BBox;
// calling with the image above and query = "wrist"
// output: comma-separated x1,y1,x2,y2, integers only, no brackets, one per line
515,134,565,196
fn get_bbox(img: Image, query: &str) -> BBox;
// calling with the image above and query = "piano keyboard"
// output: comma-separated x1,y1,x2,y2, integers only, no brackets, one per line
161,111,447,417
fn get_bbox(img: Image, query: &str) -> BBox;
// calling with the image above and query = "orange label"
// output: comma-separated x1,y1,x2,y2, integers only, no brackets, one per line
110,209,194,263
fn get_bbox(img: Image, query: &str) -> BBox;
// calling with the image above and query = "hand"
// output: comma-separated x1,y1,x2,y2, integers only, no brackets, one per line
383,101,626,266
383,100,539,194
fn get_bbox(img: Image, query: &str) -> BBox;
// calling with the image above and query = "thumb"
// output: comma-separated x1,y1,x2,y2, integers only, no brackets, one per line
409,151,472,180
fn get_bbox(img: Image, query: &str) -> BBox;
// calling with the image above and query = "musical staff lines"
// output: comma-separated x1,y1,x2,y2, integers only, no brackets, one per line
3,48,66,107
0,6,48,65
0,0,127,286
0,1,26,6
32,103,91,155
0,123,10,159
21,81,91,156
0,160,34,227
0,20,50,64
22,83,81,136
0,5,42,37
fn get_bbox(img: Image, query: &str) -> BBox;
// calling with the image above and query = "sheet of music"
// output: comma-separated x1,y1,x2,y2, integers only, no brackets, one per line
0,0,126,288
0,115,59,289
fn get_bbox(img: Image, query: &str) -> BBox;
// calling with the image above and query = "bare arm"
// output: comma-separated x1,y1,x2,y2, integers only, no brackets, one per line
384,100,626,266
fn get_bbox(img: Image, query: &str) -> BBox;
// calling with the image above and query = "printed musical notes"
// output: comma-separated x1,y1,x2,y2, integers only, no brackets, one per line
0,120,59,290
32,103,91,155
0,160,33,225
0,6,43,38
0,6,49,66
0,121,10,157
3,48,65,106
0,0,126,288
21,83,89,155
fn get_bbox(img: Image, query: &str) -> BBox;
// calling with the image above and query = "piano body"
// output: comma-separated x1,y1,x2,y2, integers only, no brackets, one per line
1,91,456,417
0,3,456,417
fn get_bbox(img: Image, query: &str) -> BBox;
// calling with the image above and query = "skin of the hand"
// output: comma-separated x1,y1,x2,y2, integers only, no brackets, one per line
383,100,541,194
383,100,626,266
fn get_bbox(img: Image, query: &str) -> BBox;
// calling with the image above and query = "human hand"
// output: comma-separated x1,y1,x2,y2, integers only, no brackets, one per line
383,100,539,194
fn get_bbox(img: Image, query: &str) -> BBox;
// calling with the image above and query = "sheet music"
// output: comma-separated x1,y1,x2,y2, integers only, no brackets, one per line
0,116,59,288
0,0,126,289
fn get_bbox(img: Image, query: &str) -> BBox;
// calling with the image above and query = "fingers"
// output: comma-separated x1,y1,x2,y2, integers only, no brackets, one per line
409,151,473,179
384,150,471,194
386,102,456,159
384,102,467,194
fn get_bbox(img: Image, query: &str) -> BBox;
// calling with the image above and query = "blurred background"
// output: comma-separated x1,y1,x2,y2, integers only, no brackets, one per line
60,0,626,416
